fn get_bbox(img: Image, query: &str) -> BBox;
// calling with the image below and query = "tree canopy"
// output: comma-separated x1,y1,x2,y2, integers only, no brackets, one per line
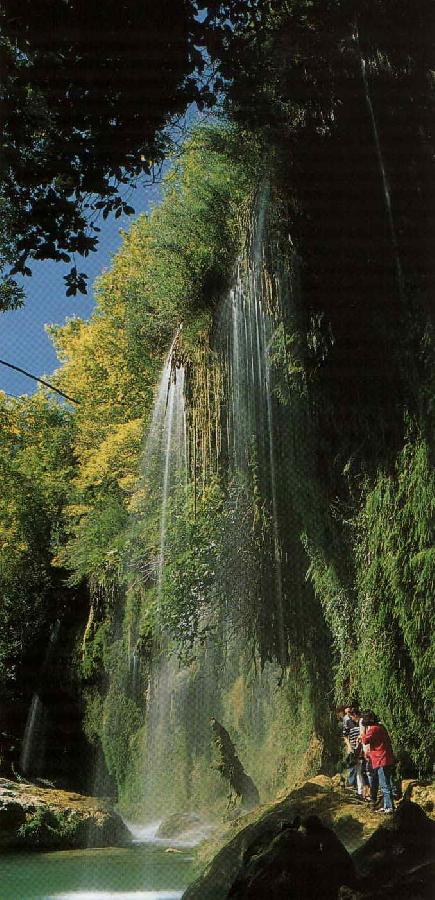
0,0,208,303
1,0,432,307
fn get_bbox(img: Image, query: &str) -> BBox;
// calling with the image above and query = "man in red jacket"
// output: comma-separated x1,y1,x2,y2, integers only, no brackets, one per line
360,710,395,813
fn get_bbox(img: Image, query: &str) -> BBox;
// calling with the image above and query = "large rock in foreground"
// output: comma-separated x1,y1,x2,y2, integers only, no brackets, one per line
183,779,359,900
346,799,435,899
182,779,435,900
228,815,356,899
0,778,131,851
184,811,356,899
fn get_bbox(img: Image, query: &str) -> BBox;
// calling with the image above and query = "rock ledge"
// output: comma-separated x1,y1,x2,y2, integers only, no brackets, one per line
0,778,131,851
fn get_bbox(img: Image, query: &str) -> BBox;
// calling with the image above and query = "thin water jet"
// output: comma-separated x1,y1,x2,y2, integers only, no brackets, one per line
20,619,61,777
157,366,186,599
136,334,186,603
354,25,406,307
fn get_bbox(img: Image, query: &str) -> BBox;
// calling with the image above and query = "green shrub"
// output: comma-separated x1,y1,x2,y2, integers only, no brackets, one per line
17,808,79,849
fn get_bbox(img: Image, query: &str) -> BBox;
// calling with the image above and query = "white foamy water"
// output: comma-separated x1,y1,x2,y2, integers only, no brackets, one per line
125,819,213,849
46,894,183,900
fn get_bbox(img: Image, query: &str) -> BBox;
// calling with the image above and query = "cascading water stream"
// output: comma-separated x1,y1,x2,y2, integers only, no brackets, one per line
215,186,288,664
131,329,186,618
157,365,186,598
130,648,140,700
20,619,61,777
133,334,190,815
137,290,287,814
263,320,286,667
253,201,287,667
20,695,44,777
135,189,307,821
354,25,406,306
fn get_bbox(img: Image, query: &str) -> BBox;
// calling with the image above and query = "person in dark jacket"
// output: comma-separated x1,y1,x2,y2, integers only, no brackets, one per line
343,706,368,799
360,710,395,813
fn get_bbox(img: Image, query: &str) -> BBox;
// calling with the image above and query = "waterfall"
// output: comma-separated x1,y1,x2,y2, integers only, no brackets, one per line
142,653,190,817
132,335,189,813
354,26,406,306
20,695,45,777
138,189,311,819
215,188,289,664
157,365,186,598
20,619,60,778
130,331,186,618
128,192,315,823
140,624,284,820
129,648,140,700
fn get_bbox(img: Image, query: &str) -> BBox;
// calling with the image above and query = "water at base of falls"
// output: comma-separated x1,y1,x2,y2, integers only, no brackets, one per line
46,894,183,899
0,843,193,900
125,819,213,849
47,894,183,899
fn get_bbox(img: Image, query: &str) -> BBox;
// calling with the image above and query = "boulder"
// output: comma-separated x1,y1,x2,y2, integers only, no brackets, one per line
227,815,356,899
0,799,26,846
157,812,203,839
182,778,435,900
183,807,356,900
348,800,435,898
0,777,131,851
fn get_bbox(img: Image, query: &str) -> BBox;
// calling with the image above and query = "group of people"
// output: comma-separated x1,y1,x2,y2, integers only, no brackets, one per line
338,706,398,814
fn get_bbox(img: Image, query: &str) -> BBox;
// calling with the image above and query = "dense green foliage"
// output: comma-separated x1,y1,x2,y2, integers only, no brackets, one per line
40,125,265,801
354,437,434,767
48,124,260,591
0,393,74,732
0,4,433,811
17,807,79,850
0,0,210,302
305,434,435,768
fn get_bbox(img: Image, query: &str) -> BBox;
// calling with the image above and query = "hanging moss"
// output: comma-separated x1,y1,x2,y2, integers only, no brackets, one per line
303,432,434,772
352,435,435,769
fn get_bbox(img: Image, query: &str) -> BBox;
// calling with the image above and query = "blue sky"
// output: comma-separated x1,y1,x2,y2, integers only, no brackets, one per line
0,101,209,398
0,181,162,397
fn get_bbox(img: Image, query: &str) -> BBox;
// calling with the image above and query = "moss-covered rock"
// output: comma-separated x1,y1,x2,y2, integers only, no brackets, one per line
183,778,360,900
156,812,203,839
349,800,435,898
184,811,356,899
211,718,260,813
183,778,435,899
0,798,26,839
0,778,131,851
229,816,356,899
